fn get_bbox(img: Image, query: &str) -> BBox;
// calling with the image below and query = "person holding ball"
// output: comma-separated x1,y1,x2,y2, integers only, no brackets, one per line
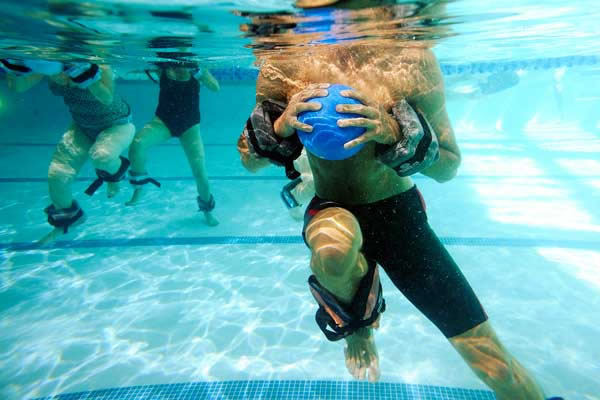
235,1,562,398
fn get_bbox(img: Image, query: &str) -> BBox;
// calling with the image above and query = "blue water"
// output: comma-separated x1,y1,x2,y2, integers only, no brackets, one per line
1,58,598,400
1,1,600,399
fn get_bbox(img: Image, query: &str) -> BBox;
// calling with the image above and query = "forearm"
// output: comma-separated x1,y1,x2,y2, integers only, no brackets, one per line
420,147,461,183
7,74,44,92
198,69,220,92
88,80,113,105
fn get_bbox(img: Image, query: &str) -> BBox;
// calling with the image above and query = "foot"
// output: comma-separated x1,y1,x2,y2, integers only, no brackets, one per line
37,213,86,246
107,182,120,198
203,211,219,226
125,187,144,206
37,227,64,246
344,327,380,382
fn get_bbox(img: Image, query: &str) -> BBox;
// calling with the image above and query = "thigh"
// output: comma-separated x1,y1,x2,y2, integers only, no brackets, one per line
305,207,369,301
378,222,488,338
133,117,172,148
178,124,205,159
91,122,136,158
49,125,92,176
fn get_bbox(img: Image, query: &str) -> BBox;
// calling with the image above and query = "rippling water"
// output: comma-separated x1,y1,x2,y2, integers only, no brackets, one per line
0,0,599,69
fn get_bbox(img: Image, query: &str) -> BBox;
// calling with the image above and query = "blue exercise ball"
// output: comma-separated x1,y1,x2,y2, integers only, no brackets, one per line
297,84,366,160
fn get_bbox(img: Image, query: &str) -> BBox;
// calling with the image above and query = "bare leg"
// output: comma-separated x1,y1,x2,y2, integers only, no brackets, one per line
126,117,171,205
90,122,135,198
41,125,92,244
48,125,92,209
179,124,218,226
450,321,546,400
304,207,379,382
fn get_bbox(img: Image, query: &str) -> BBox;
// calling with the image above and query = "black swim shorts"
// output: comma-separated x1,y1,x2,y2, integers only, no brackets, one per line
302,185,488,338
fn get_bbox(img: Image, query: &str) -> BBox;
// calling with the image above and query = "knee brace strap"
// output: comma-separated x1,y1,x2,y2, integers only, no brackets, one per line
308,261,386,342
44,200,84,233
197,194,215,212
85,156,130,196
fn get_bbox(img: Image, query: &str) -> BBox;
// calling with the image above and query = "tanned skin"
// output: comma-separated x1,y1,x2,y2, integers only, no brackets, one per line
238,36,546,400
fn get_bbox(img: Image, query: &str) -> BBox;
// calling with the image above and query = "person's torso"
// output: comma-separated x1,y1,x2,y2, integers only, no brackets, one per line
265,45,431,204
48,76,129,129
156,69,200,117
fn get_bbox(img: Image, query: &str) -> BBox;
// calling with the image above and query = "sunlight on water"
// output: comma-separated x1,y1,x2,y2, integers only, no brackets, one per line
538,249,600,290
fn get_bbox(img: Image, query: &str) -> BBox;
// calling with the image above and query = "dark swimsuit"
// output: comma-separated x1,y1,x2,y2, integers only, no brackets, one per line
302,186,489,338
155,71,200,137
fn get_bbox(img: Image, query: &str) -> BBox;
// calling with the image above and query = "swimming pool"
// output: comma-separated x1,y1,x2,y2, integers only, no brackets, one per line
1,2,600,400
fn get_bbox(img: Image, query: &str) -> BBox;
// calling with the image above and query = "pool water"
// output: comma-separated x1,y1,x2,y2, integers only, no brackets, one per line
1,1,600,400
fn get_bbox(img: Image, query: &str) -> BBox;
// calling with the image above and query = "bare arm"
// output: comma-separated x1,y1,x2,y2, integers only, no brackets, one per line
197,69,220,92
6,73,44,92
409,52,461,183
88,65,114,105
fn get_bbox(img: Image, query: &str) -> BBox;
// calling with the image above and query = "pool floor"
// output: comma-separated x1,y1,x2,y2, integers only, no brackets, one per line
1,72,600,400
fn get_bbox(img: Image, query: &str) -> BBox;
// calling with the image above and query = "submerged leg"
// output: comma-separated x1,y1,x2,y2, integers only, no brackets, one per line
42,126,92,244
450,321,546,400
179,124,218,226
126,117,171,205
305,207,379,382
48,126,92,209
90,122,135,198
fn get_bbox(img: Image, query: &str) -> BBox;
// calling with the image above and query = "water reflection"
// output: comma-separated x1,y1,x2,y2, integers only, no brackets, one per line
238,1,451,55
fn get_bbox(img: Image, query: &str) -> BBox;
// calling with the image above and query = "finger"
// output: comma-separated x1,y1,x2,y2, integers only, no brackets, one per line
340,89,372,106
357,364,367,381
295,101,322,114
337,117,372,129
299,88,328,102
344,348,353,371
347,352,359,378
359,350,368,371
290,118,313,132
336,104,377,118
343,134,372,150
368,363,381,383
307,82,330,90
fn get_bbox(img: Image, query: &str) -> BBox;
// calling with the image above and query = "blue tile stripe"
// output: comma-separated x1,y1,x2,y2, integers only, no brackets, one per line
211,55,599,81
32,380,496,400
2,235,597,252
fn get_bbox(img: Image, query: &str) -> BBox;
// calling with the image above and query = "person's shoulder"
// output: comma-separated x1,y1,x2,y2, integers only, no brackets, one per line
396,46,437,67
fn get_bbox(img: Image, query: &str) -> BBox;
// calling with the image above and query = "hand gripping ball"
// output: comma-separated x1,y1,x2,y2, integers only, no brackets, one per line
297,84,366,160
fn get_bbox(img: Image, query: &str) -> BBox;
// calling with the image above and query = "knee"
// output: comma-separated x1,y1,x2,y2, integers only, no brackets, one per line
48,160,76,183
312,244,357,278
307,210,362,278
89,146,115,167
129,135,148,154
